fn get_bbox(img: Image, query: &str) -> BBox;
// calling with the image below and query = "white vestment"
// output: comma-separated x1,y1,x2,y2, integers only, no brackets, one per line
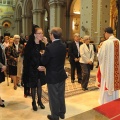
97,35,120,105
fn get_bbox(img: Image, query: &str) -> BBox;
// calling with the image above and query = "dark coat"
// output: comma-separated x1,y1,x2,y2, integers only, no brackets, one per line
41,40,67,84
22,41,46,88
0,46,5,83
68,41,82,63
5,43,23,66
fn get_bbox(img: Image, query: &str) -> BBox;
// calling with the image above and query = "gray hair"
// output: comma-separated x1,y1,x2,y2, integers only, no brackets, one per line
83,35,90,40
74,33,80,37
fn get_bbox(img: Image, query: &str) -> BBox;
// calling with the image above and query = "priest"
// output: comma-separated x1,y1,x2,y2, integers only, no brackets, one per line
97,27,120,105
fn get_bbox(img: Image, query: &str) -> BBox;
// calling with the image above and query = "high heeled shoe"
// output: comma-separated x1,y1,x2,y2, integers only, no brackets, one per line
37,101,45,109
32,102,37,111
0,104,5,107
14,86,17,90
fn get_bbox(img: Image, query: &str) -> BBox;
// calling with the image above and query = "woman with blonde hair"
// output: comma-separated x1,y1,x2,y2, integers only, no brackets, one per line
6,35,23,90
3,36,9,48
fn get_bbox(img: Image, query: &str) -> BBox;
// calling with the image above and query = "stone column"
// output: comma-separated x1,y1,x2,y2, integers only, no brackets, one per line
32,9,44,28
21,15,26,35
80,0,110,43
15,18,21,34
48,0,65,29
25,15,32,35
96,0,110,43
80,0,93,37
116,0,120,39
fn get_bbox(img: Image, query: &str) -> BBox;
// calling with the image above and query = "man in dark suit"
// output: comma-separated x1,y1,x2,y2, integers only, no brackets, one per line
41,27,67,120
68,33,82,83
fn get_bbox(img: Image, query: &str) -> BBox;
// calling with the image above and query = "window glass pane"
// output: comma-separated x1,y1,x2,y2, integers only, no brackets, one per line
7,0,10,4
3,0,6,4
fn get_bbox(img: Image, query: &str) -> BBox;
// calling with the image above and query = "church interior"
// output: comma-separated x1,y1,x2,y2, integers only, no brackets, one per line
0,0,120,120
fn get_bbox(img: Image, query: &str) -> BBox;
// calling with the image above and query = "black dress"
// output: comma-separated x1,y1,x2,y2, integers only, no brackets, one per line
22,41,46,88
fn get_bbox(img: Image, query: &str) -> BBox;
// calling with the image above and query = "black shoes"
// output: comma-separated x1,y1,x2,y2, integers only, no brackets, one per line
0,104,5,107
38,101,45,109
47,114,64,120
82,88,88,91
59,114,65,119
14,86,17,90
32,102,37,111
47,115,59,120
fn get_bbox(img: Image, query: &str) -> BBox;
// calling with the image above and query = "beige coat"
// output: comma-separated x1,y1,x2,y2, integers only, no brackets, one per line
79,43,94,64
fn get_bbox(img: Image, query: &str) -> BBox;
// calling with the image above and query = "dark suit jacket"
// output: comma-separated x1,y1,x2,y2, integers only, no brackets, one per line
0,46,5,83
41,40,67,84
68,41,82,63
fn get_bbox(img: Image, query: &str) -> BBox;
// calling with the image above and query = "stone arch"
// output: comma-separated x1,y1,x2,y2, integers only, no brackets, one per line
23,0,33,15
22,0,33,35
14,1,22,35
14,1,22,18
70,0,81,37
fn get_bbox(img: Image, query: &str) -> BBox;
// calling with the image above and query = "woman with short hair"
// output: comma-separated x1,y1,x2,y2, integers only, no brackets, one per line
79,35,94,91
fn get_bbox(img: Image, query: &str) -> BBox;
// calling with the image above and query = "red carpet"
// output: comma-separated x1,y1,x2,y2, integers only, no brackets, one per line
94,98,120,119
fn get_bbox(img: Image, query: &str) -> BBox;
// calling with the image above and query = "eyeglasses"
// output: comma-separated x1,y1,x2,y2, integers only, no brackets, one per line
16,38,20,39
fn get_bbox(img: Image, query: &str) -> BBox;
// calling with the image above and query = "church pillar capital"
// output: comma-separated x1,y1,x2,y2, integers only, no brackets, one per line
32,9,45,27
48,0,65,29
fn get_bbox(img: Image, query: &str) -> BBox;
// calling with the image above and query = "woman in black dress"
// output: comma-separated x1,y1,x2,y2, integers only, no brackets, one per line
0,36,7,107
22,27,46,111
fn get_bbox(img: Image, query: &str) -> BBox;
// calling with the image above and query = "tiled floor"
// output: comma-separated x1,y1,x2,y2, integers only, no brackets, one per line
0,60,112,120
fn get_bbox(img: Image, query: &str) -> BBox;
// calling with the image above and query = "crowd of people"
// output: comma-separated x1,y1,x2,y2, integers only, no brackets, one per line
0,26,120,120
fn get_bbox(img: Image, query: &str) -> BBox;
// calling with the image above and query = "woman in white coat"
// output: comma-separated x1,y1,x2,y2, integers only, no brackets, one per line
79,35,94,91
